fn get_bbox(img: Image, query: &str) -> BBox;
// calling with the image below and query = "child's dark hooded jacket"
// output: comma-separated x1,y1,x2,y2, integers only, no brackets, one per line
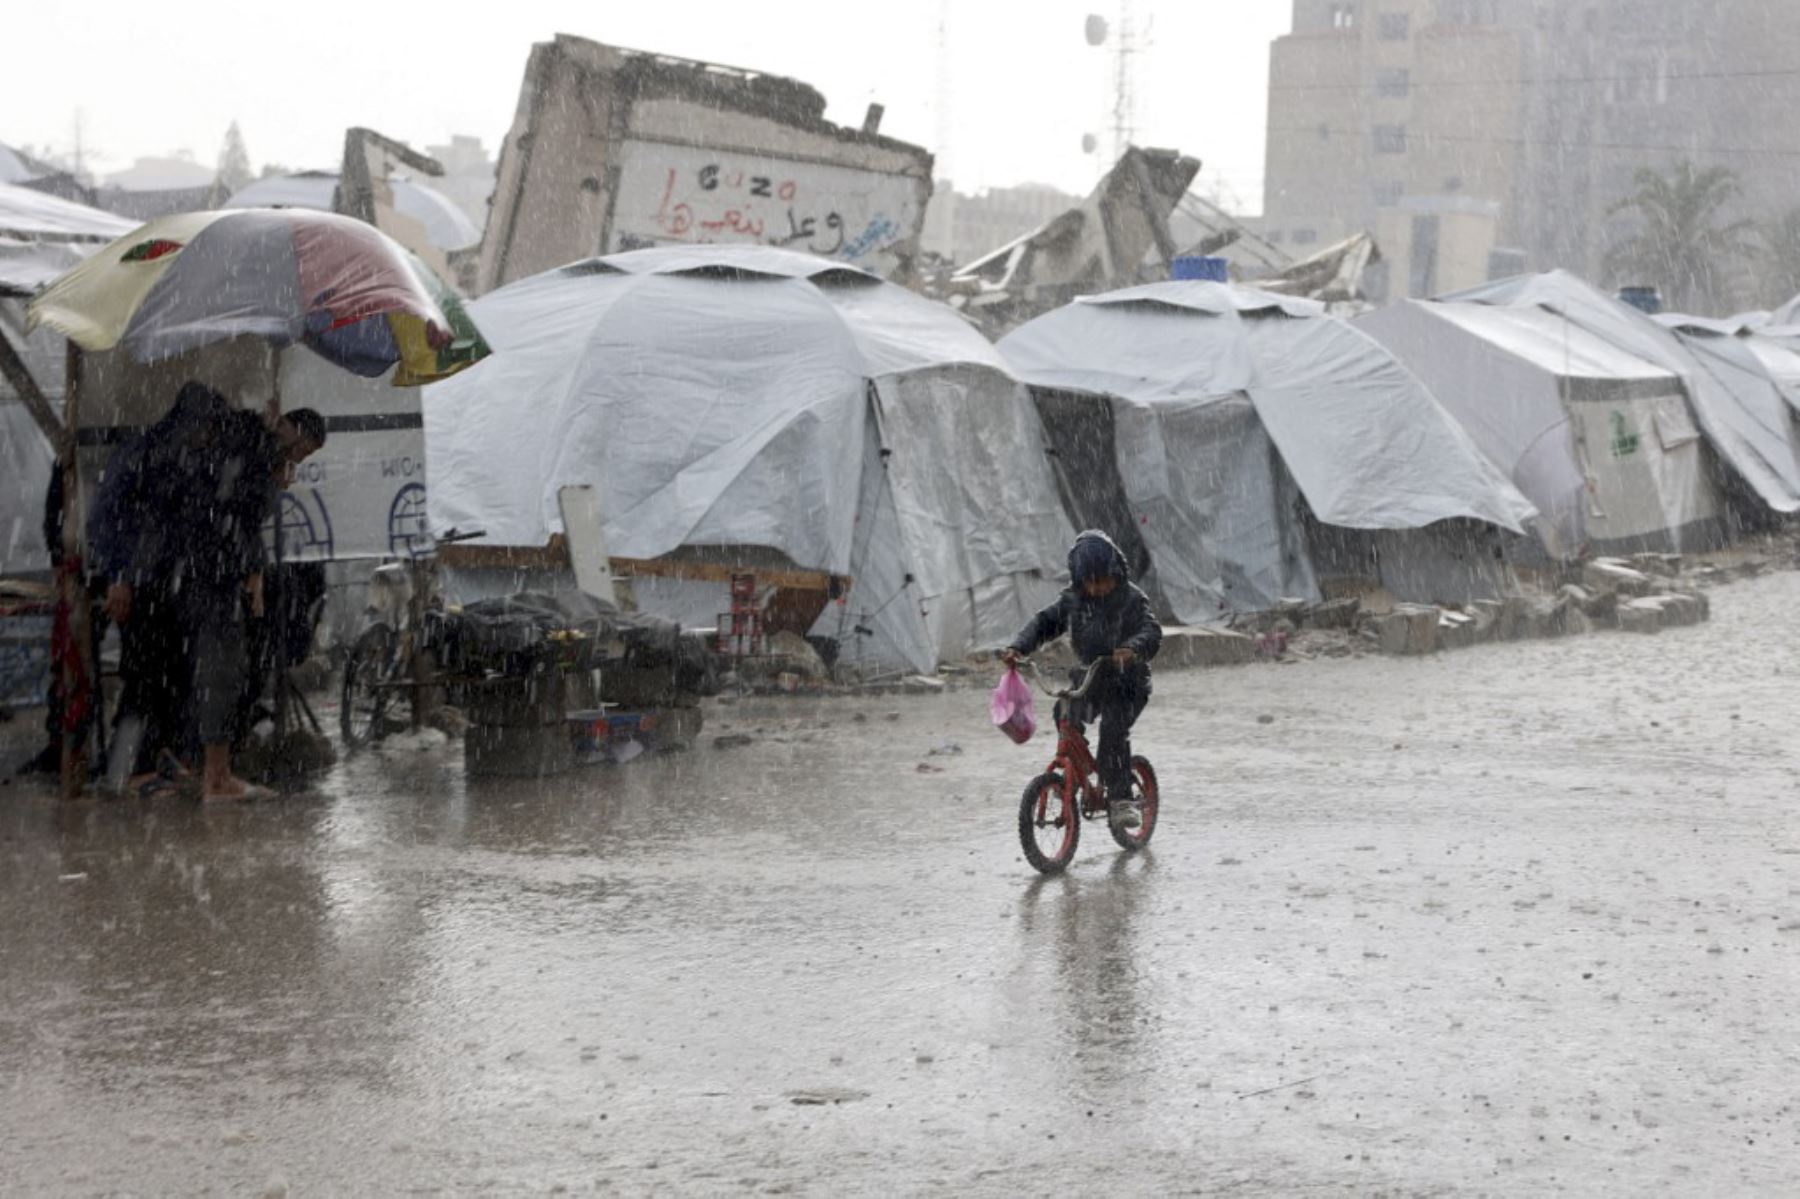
1008,530,1162,670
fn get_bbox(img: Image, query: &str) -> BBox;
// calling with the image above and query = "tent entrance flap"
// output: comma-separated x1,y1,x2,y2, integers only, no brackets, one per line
1114,392,1320,623
1570,391,1724,551
1031,388,1153,583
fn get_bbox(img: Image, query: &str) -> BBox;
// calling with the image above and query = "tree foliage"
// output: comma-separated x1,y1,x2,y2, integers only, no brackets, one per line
214,121,253,195
1603,162,1754,314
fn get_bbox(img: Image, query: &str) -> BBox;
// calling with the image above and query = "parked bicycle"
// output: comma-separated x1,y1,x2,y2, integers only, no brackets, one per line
340,527,483,749
1013,658,1160,874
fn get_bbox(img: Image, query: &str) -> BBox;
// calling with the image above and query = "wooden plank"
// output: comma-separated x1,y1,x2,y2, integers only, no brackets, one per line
438,539,851,595
0,324,67,451
59,342,86,799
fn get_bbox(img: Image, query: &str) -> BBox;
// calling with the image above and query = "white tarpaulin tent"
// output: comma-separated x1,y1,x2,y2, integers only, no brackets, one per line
1446,272,1800,524
1361,300,1722,556
0,185,134,575
999,281,1536,623
424,244,1073,672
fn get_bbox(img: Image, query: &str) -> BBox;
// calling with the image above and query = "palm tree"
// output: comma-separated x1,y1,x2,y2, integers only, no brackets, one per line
1603,162,1755,314
1759,207,1800,308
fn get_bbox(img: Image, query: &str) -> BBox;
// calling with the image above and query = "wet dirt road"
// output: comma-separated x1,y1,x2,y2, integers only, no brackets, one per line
5,574,1800,1195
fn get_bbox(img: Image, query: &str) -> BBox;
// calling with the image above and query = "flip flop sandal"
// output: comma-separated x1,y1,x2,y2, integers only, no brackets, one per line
204,782,277,804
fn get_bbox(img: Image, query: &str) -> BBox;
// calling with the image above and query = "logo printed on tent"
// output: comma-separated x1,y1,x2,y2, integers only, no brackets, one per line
1609,410,1641,459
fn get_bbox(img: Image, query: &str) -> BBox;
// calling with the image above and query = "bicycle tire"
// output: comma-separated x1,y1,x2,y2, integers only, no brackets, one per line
341,623,399,750
1109,755,1160,852
1019,772,1079,874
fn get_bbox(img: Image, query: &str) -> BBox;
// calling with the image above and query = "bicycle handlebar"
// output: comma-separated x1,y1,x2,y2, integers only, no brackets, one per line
1009,656,1109,700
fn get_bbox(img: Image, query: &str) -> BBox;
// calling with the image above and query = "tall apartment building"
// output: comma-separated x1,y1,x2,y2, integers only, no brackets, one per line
1263,1,1800,306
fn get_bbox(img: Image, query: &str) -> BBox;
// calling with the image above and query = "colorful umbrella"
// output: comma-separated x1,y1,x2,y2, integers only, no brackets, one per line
26,208,486,386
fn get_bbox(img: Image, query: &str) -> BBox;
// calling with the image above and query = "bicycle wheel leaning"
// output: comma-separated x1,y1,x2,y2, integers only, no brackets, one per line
1110,755,1160,852
1019,772,1079,874
341,623,399,750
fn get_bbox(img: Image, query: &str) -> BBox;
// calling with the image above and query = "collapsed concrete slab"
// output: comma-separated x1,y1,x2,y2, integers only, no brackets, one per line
478,36,934,293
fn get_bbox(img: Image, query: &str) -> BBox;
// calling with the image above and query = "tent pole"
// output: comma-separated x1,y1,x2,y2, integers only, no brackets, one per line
0,324,66,448
58,342,89,799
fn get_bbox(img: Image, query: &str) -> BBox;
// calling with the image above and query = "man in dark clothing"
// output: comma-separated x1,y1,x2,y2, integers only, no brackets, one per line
1004,529,1162,830
89,381,235,789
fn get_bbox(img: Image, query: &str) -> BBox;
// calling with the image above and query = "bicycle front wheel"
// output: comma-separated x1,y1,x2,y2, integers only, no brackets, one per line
1109,755,1160,852
1019,772,1079,874
341,624,399,750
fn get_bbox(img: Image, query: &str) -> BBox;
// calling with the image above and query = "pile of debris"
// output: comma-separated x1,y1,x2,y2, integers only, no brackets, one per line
1217,551,1728,662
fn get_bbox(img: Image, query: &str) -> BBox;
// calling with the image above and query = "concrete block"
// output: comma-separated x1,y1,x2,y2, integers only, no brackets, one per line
1370,605,1438,655
1468,600,1503,640
1617,598,1664,635
1736,556,1771,579
1630,552,1682,577
1159,626,1259,669
1654,592,1706,628
1557,604,1593,638
1584,558,1655,597
1309,597,1362,630
1520,597,1562,639
1437,610,1480,651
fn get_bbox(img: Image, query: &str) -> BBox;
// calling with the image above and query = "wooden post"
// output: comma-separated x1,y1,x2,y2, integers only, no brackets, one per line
0,326,66,449
59,342,89,799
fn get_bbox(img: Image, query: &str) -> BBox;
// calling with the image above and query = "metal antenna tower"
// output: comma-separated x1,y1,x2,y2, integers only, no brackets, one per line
934,0,953,183
1109,0,1141,164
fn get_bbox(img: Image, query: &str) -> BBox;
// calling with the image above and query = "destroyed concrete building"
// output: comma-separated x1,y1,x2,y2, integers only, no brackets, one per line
945,146,1200,337
477,36,934,293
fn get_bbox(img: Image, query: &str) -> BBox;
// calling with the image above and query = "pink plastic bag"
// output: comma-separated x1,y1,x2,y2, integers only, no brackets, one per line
990,667,1037,744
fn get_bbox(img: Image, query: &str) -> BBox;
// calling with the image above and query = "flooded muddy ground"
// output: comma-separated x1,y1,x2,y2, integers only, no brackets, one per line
4,573,1800,1194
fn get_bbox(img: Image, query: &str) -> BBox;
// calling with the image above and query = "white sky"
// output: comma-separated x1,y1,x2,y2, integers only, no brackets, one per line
2,0,1291,211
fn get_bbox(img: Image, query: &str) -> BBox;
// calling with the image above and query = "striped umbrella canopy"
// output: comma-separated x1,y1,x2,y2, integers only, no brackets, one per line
26,207,487,386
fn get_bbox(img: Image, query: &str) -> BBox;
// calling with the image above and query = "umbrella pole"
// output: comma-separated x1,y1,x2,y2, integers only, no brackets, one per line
269,352,291,746
59,343,90,800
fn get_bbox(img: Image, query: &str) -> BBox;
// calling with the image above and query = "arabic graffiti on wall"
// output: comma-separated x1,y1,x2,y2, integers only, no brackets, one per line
611,141,924,273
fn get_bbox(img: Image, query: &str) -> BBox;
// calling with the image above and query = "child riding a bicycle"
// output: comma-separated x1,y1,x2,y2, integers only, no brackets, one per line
1003,530,1162,831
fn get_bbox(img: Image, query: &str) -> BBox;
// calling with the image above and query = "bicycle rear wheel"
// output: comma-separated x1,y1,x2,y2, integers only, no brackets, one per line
1109,755,1159,851
341,624,399,750
1019,772,1079,874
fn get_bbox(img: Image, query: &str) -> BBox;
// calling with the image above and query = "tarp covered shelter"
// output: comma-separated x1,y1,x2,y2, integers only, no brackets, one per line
1444,272,1800,531
424,244,1074,672
0,183,135,575
998,281,1536,623
1360,299,1723,557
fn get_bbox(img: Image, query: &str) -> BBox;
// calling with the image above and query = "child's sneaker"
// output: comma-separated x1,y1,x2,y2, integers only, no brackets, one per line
1110,796,1142,831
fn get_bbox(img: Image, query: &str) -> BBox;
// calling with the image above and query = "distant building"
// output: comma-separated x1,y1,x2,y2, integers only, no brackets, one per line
923,181,1082,266
1262,0,1800,306
102,153,215,193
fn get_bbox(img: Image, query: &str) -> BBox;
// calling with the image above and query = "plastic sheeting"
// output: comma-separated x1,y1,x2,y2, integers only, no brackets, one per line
425,244,1073,672
0,298,61,576
1358,300,1715,556
0,182,135,244
1446,272,1800,516
999,281,1534,622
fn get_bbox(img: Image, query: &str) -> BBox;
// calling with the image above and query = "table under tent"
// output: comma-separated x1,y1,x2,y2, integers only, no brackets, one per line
1438,272,1800,542
996,281,1537,626
1360,300,1725,558
424,244,1075,676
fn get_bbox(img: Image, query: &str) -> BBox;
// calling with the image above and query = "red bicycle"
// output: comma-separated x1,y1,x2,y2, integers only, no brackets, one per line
1014,658,1159,874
